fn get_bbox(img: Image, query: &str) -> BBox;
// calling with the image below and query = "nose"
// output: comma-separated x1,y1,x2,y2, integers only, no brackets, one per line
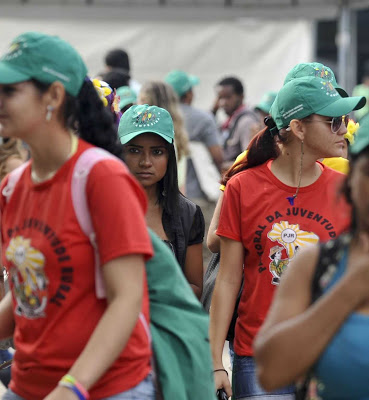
139,153,152,168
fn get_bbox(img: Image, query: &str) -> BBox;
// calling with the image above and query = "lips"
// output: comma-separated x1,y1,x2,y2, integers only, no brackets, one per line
136,172,154,178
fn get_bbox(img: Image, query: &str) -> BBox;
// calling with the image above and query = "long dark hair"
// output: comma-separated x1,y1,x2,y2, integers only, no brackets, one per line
221,116,286,186
32,79,122,157
158,142,180,215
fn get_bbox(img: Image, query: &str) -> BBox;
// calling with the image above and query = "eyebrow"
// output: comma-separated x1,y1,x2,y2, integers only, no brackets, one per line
126,144,167,149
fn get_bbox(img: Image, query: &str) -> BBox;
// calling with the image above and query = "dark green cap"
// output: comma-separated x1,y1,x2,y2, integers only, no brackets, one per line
165,70,199,97
350,114,369,155
118,104,174,144
255,91,278,114
116,86,137,109
284,62,348,97
271,76,366,130
0,31,87,97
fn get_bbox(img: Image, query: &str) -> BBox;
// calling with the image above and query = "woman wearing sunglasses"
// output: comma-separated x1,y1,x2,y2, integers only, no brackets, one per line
210,74,365,399
254,114,369,400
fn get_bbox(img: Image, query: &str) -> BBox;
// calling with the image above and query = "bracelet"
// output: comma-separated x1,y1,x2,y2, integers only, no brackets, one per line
214,368,228,376
59,374,90,400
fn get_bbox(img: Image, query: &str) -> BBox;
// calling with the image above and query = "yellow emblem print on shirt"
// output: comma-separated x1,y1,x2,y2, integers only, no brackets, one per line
267,221,319,285
6,236,48,319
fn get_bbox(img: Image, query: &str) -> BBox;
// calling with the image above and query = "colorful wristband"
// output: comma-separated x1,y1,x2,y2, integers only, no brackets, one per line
59,374,90,400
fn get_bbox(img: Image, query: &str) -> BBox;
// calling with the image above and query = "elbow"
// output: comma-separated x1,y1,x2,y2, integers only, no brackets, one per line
254,341,289,392
207,234,220,254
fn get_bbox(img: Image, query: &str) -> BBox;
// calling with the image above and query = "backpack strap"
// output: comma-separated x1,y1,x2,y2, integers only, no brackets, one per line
71,147,120,299
2,161,31,203
71,147,152,343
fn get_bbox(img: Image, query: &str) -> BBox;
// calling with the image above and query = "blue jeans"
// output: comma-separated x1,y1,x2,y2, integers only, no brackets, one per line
2,373,155,400
233,354,295,399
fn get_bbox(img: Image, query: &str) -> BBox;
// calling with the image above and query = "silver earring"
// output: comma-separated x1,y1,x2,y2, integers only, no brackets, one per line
46,105,54,122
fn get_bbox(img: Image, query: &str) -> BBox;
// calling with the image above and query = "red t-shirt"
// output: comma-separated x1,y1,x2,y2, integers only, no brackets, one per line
1,139,153,400
217,160,351,356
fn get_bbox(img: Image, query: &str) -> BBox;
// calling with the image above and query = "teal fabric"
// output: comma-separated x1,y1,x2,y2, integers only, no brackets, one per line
146,229,216,400
314,248,369,400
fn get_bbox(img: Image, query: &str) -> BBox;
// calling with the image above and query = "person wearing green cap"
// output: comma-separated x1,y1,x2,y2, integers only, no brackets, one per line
119,104,204,300
116,85,137,114
209,74,365,399
0,32,156,400
254,113,369,400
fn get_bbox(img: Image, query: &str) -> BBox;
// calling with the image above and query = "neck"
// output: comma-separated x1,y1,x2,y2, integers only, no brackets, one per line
28,124,75,180
144,184,159,206
271,142,322,188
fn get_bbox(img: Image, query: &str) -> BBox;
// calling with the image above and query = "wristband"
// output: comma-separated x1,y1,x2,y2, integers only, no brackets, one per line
59,374,90,400
214,368,228,376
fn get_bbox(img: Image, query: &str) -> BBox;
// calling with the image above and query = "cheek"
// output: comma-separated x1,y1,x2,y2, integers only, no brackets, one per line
122,154,137,171
156,157,168,179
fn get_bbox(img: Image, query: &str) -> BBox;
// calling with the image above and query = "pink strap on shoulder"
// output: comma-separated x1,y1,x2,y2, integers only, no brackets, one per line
2,161,31,203
71,147,119,299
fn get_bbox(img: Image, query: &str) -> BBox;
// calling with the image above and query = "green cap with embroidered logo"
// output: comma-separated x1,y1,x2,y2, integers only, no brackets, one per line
165,70,199,97
350,114,369,155
271,76,366,130
0,31,87,97
117,86,137,109
284,62,348,97
118,104,175,144
255,91,278,114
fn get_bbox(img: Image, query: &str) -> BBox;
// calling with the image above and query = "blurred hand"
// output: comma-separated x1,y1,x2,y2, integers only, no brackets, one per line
214,369,232,398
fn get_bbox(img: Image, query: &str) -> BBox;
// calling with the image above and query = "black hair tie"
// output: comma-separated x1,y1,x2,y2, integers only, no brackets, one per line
264,116,279,137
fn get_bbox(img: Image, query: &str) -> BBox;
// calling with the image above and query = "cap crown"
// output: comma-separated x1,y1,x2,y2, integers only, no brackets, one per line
118,104,175,144
0,31,87,96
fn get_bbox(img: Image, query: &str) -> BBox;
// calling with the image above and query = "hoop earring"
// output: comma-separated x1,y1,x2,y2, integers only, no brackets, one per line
287,140,304,206
46,105,54,122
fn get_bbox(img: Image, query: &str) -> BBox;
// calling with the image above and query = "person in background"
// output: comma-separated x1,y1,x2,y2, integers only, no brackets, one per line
254,113,369,400
138,81,189,192
0,138,28,181
210,73,365,399
104,48,141,94
254,91,278,123
0,31,155,400
165,69,223,266
100,69,130,92
119,104,204,300
212,76,261,169
353,61,369,122
117,85,137,114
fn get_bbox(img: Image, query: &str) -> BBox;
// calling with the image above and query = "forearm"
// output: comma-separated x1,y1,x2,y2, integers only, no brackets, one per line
209,278,240,367
254,275,362,390
68,293,142,390
0,292,15,340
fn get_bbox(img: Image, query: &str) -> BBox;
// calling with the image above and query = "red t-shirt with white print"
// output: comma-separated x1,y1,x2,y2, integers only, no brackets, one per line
217,160,351,356
0,139,153,400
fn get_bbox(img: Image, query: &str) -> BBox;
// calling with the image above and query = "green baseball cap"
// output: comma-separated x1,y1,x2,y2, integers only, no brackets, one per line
271,76,366,130
284,62,348,97
116,86,137,109
350,114,369,155
0,31,87,97
165,70,199,97
118,104,175,145
255,91,278,114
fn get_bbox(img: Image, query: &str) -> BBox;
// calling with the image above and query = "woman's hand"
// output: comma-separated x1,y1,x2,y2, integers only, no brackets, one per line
214,368,232,398
43,385,78,400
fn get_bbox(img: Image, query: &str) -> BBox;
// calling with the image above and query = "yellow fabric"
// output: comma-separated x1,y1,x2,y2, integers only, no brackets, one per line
219,151,348,191
321,157,349,174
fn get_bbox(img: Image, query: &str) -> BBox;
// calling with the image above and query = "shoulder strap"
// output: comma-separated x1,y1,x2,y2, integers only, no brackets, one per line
71,147,119,299
2,161,31,203
226,109,258,145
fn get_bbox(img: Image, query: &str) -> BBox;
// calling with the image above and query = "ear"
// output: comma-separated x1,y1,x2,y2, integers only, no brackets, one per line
42,81,67,111
289,119,305,141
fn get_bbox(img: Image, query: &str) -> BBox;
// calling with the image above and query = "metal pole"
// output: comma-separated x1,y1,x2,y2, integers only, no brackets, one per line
337,0,353,93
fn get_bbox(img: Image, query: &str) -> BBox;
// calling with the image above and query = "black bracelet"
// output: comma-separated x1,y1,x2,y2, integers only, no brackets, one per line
214,368,228,376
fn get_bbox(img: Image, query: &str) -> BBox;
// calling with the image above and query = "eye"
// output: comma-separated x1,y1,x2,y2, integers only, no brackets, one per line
152,149,164,156
127,147,140,154
1,86,16,95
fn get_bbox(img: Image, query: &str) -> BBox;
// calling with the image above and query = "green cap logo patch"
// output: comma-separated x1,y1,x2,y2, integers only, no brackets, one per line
134,109,161,128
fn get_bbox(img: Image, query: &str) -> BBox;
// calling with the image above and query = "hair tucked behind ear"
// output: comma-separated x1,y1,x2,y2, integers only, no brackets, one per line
65,80,122,157
221,116,283,186
32,78,123,158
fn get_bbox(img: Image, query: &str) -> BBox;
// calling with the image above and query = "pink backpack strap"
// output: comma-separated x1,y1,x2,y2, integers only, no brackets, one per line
2,161,31,203
71,147,120,299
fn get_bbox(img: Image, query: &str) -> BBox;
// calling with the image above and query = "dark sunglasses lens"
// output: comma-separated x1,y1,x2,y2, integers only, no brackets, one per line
331,117,342,133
